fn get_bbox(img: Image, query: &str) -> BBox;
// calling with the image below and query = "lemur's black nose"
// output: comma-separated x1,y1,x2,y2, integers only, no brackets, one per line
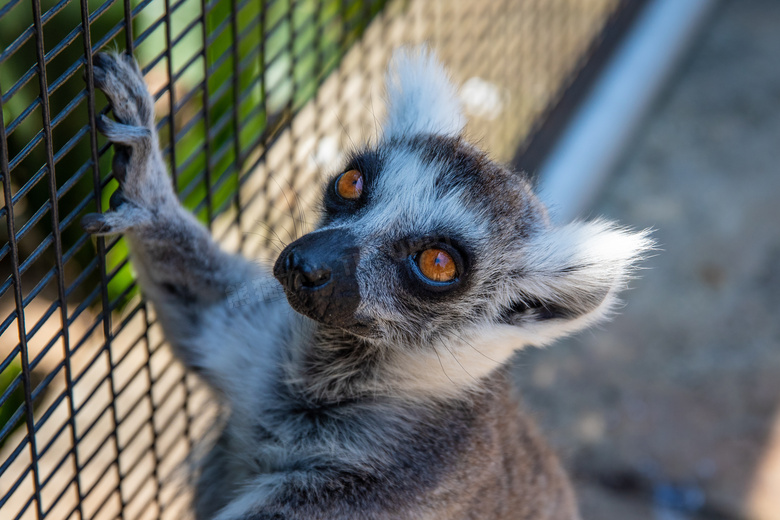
281,250,332,290
273,229,362,329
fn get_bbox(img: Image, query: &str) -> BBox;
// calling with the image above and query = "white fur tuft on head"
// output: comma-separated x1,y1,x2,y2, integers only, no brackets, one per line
382,46,466,139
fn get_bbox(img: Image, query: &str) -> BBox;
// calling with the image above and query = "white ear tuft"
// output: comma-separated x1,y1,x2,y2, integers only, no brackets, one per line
382,46,466,139
504,219,655,346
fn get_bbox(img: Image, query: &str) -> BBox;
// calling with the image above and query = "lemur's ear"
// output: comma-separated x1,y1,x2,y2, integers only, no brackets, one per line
382,46,465,139
502,220,653,346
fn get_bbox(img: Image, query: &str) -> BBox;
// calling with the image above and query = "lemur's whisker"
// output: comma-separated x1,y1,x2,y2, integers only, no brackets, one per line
253,220,289,249
439,337,478,383
244,232,285,255
451,329,501,365
431,344,457,388
367,93,380,145
335,114,357,153
293,190,309,237
266,173,300,242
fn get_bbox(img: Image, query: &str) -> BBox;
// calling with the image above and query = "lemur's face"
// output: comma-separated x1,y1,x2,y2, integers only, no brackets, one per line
275,135,547,343
274,49,649,365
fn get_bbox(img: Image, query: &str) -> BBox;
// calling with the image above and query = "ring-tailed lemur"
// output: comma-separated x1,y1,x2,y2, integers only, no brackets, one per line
82,49,651,520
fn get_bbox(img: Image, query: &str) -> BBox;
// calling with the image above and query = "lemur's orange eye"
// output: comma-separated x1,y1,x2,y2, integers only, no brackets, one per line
336,169,363,200
417,248,457,283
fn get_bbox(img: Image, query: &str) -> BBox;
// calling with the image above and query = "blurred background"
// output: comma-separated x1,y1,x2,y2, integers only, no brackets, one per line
0,0,778,518
516,0,780,518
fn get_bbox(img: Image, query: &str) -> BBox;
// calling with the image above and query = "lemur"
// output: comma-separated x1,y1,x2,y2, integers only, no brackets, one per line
81,49,651,520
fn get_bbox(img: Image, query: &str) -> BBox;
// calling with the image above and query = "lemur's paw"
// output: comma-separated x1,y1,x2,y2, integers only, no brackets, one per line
92,52,155,129
87,52,177,215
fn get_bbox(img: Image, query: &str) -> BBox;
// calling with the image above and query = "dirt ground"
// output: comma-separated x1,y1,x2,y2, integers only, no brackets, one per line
513,0,780,519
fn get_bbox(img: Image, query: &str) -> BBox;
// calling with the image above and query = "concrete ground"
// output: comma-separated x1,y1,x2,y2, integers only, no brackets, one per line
513,0,780,519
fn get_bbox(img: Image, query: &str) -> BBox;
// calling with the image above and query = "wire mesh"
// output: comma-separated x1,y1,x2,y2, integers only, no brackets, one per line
1,0,641,518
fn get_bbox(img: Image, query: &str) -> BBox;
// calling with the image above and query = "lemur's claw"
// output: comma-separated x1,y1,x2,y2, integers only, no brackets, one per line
94,113,110,133
81,203,153,235
109,190,129,210
79,190,133,235
81,213,112,235
90,53,112,89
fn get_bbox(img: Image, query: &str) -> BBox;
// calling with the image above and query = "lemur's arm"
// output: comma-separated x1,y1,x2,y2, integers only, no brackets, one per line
81,53,283,392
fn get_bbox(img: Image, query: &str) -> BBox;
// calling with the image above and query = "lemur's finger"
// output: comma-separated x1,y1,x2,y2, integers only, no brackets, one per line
96,114,152,147
81,204,153,235
110,145,131,184
81,213,113,235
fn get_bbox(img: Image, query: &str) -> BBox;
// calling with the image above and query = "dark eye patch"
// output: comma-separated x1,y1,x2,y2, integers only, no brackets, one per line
322,148,382,222
392,234,473,298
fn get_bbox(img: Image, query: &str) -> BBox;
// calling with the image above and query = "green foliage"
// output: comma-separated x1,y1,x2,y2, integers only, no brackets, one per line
0,361,24,448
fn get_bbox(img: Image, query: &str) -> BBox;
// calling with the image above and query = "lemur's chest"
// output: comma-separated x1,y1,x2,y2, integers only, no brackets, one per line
221,400,377,475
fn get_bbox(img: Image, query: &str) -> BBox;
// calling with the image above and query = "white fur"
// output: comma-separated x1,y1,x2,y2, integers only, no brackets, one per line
517,219,654,318
382,47,466,138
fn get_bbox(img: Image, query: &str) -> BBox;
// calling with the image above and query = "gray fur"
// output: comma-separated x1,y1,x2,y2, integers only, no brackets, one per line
82,49,652,519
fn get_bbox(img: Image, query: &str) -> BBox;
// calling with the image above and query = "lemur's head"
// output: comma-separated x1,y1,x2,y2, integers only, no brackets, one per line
274,48,651,393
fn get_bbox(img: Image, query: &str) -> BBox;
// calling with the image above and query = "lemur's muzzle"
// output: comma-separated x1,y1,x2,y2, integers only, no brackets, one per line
273,229,362,329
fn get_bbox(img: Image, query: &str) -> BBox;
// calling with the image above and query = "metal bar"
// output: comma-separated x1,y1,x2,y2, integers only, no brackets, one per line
8,130,44,171
87,0,147,55
39,0,72,25
81,2,141,518
0,399,26,444
62,4,107,514
48,58,89,97
78,448,123,511
72,351,177,451
17,2,60,517
161,0,194,464
2,86,39,129
0,29,35,67
164,0,179,191
51,120,89,158
0,344,21,376
230,0,244,241
254,0,275,251
200,0,214,224
0,439,30,494
138,300,162,511
40,470,83,520
124,0,134,53
0,373,23,411
0,0,23,19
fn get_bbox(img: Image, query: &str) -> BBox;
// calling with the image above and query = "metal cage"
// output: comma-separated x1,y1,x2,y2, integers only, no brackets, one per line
0,0,644,518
